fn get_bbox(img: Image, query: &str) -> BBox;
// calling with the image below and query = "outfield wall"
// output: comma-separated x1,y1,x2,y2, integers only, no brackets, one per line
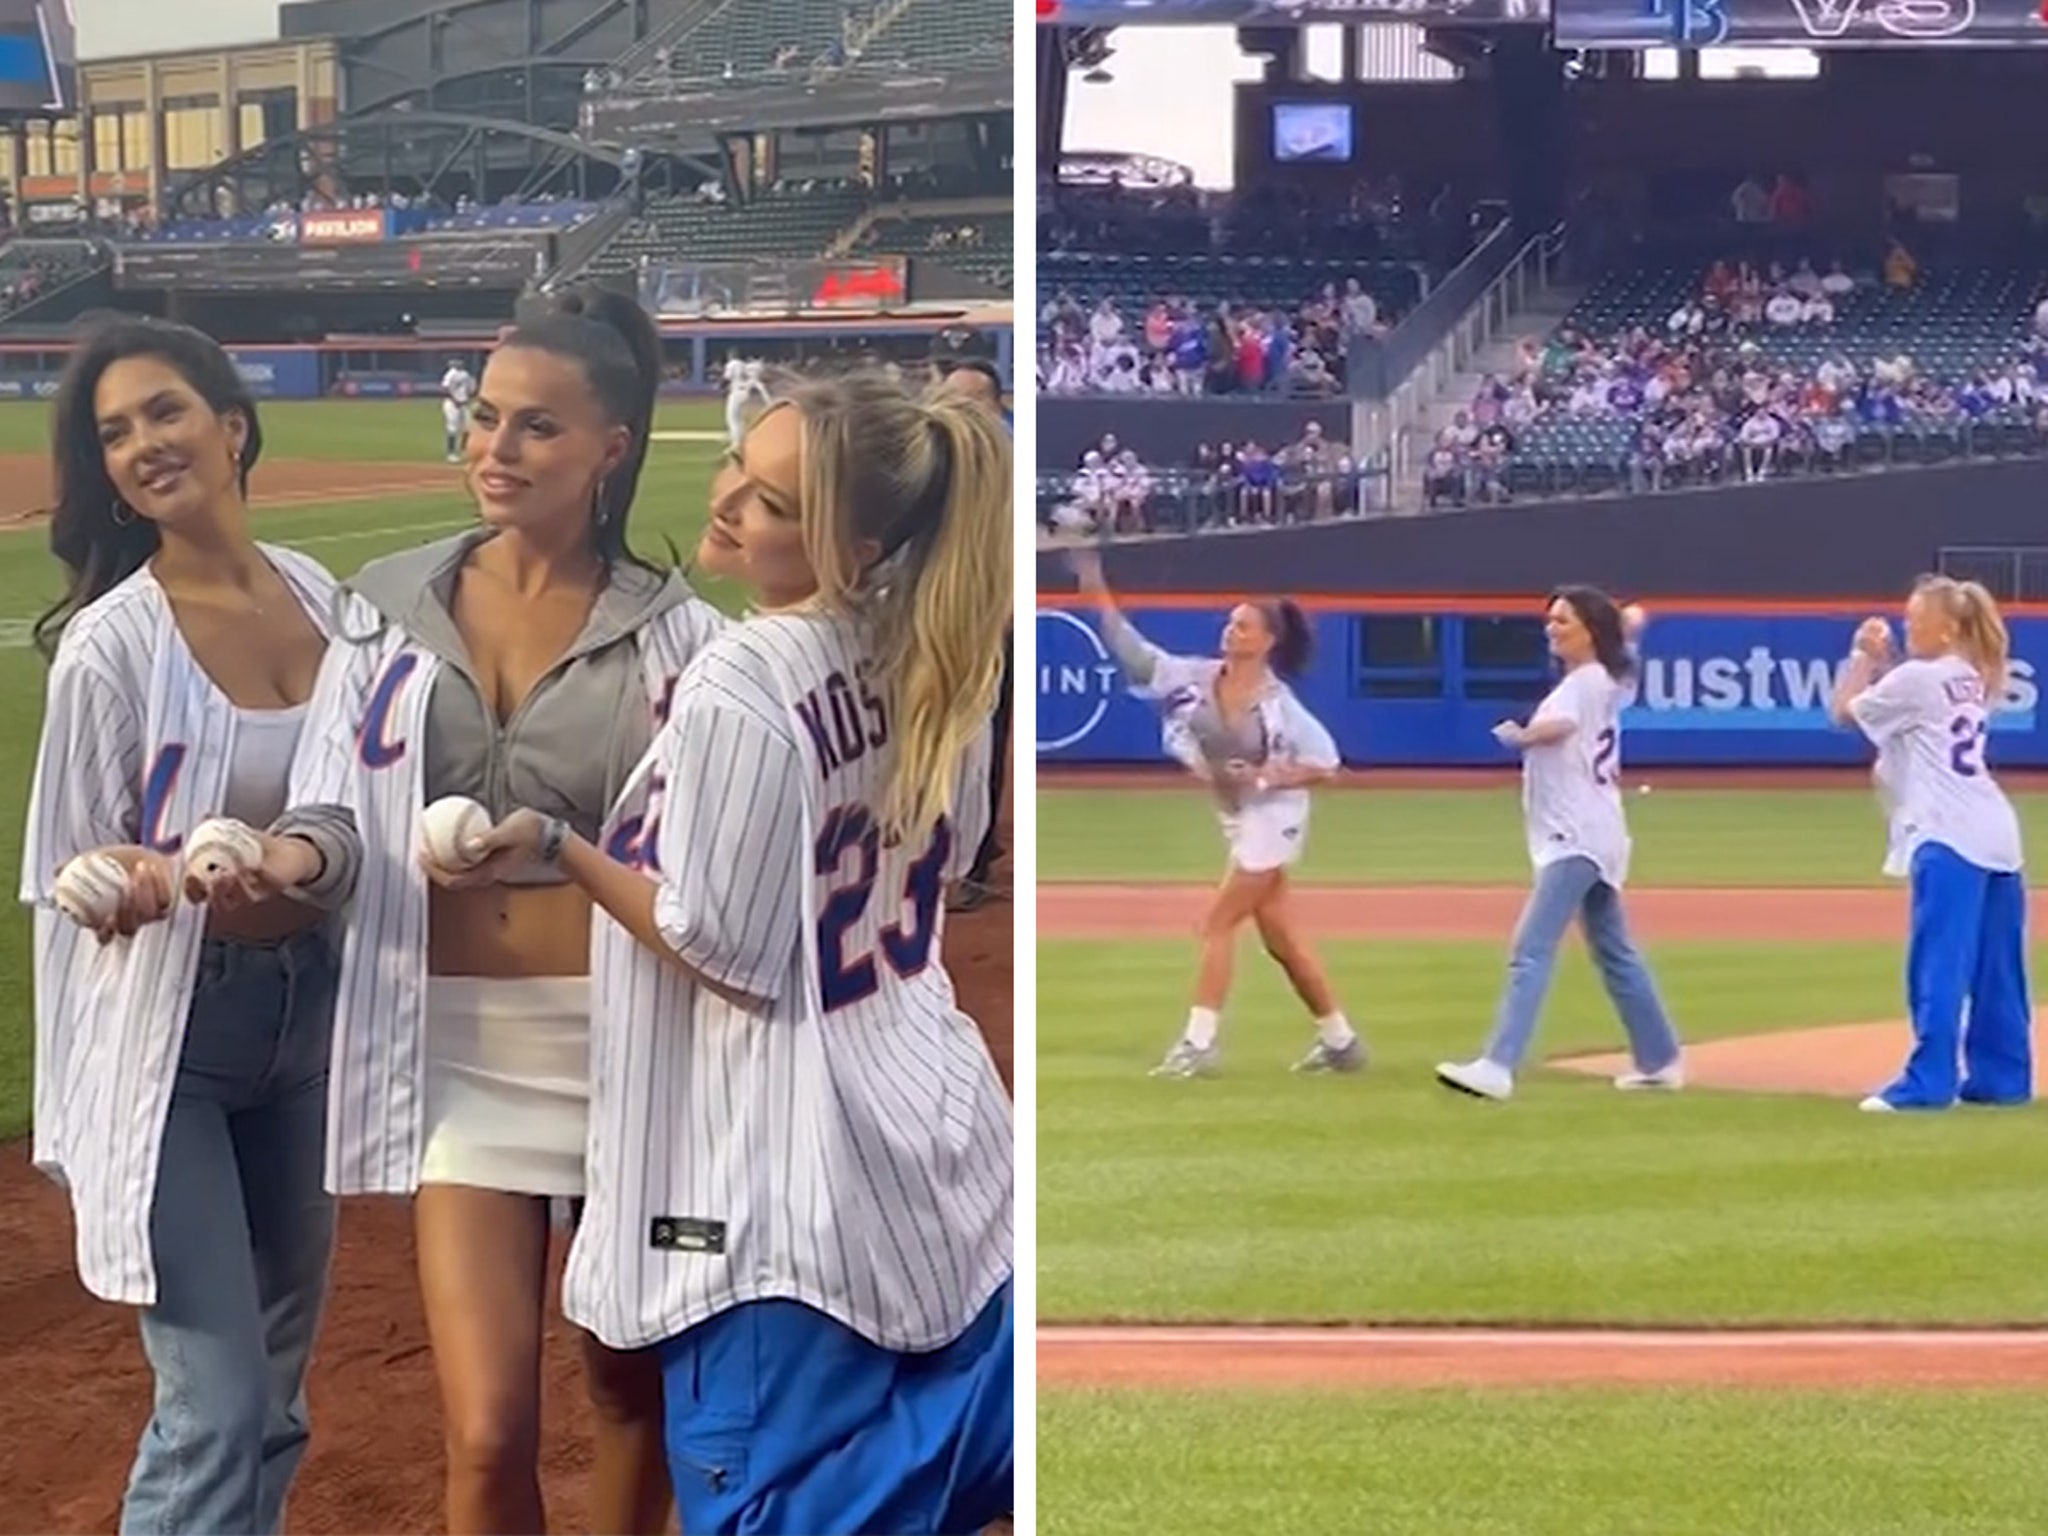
1036,595,2047,768
0,318,1017,401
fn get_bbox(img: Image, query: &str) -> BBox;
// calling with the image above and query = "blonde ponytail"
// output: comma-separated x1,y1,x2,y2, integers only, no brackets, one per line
1915,574,2012,699
1956,580,2011,699
779,373,1013,841
875,394,1010,839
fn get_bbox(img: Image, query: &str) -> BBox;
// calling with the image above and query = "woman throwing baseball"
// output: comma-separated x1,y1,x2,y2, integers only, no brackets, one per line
1436,587,1684,1103
444,371,1015,1534
1829,577,2031,1112
19,318,340,1533
1070,547,1361,1078
201,286,725,1533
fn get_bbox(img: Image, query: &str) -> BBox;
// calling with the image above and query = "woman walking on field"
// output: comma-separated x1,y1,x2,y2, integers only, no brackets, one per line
1436,586,1684,1103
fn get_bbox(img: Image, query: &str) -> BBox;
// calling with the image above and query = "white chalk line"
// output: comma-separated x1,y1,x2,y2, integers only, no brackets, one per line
1041,1327,2048,1349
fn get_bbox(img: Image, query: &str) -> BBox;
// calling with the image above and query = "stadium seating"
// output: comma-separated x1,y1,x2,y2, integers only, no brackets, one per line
588,187,870,278
1466,258,2048,497
864,0,1008,65
857,212,1011,286
1038,251,1424,327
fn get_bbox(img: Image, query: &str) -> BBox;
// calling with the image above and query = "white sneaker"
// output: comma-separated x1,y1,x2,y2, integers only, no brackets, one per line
1858,1094,1897,1113
1436,1057,1514,1101
1615,1062,1685,1092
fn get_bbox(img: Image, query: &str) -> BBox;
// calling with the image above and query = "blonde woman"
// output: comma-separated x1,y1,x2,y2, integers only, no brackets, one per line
459,372,1015,1534
1830,576,2032,1113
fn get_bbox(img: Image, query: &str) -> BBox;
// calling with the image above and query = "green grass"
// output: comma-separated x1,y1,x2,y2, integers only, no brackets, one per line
1040,1389,2048,1536
1038,783,2048,886
1036,937,2048,1323
0,398,735,1138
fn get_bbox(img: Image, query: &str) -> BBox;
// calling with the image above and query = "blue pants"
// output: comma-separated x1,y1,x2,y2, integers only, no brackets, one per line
1874,842,2033,1110
122,929,338,1536
1483,856,1681,1073
657,1279,1013,1536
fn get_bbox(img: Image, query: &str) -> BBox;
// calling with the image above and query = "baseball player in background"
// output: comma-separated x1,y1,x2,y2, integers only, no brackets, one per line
1831,576,2032,1113
19,317,341,1535
1437,588,1685,1103
1069,546,1363,1079
721,351,769,446
211,287,724,1535
439,357,477,463
458,370,1015,1536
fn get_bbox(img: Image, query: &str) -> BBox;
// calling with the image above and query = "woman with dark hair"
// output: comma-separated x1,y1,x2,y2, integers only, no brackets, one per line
1069,547,1361,1078
18,316,341,1533
194,284,725,1533
1436,588,1685,1103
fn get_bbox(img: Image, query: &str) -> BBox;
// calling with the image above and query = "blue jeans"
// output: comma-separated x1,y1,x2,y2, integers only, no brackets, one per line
122,927,339,1536
1876,841,2033,1109
1483,856,1681,1073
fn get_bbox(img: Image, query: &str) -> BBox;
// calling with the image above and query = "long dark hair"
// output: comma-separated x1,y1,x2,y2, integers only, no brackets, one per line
501,283,662,571
1551,584,1635,682
1262,598,1314,678
34,317,263,661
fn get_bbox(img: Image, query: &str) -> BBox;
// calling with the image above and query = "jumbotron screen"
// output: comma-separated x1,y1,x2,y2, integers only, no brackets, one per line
1554,0,2048,46
0,0,72,113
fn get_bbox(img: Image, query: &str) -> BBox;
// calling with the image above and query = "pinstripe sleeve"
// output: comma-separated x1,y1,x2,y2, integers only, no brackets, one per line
271,621,374,907
649,680,805,1002
20,644,143,906
945,720,994,883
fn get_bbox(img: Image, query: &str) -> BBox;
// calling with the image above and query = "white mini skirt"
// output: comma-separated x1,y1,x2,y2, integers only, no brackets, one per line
419,976,590,1198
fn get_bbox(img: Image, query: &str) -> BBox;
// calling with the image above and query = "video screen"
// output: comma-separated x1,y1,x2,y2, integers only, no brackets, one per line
1272,102,1354,164
0,0,72,113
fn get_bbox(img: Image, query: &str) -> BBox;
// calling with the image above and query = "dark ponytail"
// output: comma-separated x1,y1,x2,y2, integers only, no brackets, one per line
1551,583,1635,682
503,282,662,570
34,316,262,661
1264,598,1314,678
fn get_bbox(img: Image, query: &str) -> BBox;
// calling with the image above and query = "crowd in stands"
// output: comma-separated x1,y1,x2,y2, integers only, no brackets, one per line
1036,174,1496,400
1423,245,2048,507
1040,421,1385,538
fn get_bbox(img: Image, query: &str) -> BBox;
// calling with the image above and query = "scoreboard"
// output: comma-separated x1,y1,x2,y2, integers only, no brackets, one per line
0,0,71,113
1554,0,2048,45
1035,0,1549,22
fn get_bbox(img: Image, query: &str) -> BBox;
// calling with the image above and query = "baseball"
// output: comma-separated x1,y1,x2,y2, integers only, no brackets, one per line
53,851,128,928
185,818,264,882
420,796,492,870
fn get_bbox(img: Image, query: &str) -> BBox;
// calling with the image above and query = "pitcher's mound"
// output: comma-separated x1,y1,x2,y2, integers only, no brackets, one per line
1553,1016,2048,1099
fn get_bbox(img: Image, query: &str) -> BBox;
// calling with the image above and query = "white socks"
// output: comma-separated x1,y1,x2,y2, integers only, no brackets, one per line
1316,1013,1357,1049
1183,1007,1221,1049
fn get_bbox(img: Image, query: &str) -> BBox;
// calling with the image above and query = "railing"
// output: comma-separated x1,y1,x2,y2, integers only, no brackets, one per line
1034,463,1397,542
1355,220,1564,485
1938,546,2048,603
604,0,735,82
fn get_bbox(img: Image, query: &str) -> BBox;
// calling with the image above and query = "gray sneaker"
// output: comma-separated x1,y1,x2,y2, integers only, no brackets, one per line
1293,1036,1367,1074
1150,1039,1220,1078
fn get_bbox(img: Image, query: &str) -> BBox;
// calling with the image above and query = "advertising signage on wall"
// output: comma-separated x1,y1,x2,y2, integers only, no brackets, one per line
1552,0,2048,48
1036,601,2047,767
297,209,389,244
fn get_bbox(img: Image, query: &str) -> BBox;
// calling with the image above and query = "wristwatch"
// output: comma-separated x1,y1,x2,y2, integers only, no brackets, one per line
536,815,570,865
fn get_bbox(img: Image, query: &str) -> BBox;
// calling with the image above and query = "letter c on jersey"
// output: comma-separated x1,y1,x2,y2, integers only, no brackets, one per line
359,653,418,768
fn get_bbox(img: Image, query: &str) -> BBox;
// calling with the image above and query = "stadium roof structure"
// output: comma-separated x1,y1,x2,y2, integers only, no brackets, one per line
158,107,715,218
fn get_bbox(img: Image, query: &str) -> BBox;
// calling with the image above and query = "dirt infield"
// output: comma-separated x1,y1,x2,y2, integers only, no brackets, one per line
0,452,460,523
1041,875,2036,1397
0,834,1011,1535
1038,1327,2048,1389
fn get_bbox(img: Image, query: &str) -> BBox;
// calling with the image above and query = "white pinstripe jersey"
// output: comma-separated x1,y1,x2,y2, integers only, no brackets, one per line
17,546,338,1305
565,611,1013,1354
297,582,724,1196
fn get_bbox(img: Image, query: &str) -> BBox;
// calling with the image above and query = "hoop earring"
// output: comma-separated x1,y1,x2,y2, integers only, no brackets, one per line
110,499,135,526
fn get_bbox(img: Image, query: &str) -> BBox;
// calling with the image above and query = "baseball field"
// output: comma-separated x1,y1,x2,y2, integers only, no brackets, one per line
1037,768,2048,1535
0,397,1014,1531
